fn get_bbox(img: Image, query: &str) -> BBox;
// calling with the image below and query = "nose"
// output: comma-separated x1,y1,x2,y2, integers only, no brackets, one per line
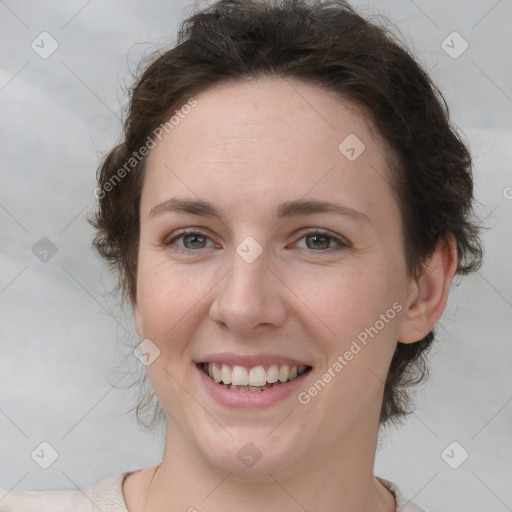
208,245,287,337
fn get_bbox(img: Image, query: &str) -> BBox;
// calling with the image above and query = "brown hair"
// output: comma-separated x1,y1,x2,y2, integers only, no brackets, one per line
91,0,482,428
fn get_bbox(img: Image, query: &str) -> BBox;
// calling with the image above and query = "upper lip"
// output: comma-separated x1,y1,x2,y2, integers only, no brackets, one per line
196,352,312,367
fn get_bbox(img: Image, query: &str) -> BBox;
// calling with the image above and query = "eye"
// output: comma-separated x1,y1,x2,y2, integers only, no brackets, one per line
164,230,216,251
294,229,349,251
164,228,349,253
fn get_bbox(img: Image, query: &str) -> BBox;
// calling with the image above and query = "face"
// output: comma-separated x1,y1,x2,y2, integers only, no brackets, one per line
135,77,412,475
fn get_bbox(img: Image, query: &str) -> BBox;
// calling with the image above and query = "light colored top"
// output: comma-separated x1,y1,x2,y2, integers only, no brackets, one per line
0,472,426,511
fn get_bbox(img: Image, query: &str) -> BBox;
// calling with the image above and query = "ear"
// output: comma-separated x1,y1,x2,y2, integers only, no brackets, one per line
134,303,143,339
397,234,458,344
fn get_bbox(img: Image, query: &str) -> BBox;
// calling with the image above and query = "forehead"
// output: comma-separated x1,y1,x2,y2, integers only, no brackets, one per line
142,76,398,226
153,77,388,161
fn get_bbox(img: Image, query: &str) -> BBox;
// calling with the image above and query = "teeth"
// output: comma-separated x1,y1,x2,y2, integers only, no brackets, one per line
267,364,279,383
221,383,271,392
221,363,232,384
212,363,222,383
231,366,249,386
205,362,309,387
249,366,267,386
278,365,289,383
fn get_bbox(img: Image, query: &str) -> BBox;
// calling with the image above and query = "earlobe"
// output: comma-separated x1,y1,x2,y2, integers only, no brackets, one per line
397,234,458,344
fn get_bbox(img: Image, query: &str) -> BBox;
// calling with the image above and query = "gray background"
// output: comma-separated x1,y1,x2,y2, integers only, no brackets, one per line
0,1,511,511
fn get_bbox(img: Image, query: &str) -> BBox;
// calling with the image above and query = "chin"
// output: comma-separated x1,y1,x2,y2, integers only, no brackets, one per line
178,415,310,477
199,432,307,478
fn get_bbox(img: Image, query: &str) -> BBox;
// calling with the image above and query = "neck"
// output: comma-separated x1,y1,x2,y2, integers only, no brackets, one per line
142,411,395,512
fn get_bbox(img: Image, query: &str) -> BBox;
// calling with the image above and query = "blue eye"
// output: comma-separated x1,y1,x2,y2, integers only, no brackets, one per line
165,229,349,252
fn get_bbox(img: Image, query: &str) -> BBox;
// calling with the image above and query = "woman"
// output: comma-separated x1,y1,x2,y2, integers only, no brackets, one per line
0,0,482,510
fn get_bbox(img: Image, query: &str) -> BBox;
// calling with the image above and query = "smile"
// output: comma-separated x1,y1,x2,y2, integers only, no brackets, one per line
200,362,312,391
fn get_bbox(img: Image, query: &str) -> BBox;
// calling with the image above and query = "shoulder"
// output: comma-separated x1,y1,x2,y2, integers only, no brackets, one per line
0,471,133,512
377,476,428,512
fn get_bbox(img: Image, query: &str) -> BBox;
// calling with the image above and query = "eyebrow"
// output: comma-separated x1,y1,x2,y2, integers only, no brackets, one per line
148,197,371,224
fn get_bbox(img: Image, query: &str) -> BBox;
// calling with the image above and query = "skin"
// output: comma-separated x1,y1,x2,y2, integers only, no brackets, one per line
124,76,458,511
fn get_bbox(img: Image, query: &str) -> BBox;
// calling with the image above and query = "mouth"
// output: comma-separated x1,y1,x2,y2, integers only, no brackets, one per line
198,362,313,392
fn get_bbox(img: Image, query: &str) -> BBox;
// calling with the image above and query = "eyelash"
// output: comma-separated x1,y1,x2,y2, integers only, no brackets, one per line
164,228,350,253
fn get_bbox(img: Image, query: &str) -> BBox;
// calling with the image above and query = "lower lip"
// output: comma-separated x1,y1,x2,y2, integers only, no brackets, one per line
196,364,311,408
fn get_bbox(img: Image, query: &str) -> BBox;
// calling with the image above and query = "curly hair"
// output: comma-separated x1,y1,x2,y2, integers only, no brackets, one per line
90,0,483,428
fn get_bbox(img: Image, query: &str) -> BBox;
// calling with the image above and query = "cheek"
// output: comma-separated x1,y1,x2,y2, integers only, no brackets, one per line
296,262,401,389
136,258,207,344
295,264,393,342
294,268,400,422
